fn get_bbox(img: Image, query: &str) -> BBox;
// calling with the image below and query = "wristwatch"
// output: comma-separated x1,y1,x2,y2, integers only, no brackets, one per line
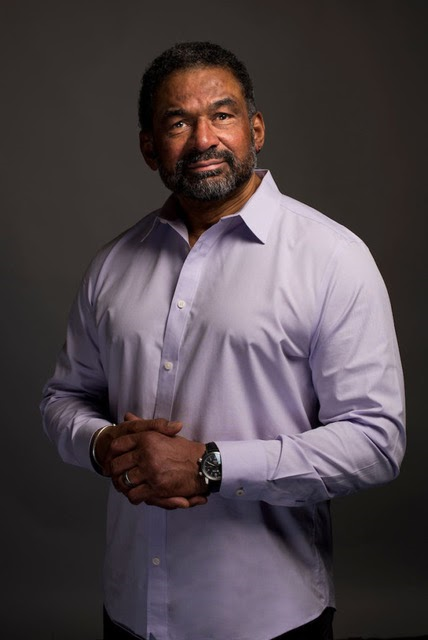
198,442,222,493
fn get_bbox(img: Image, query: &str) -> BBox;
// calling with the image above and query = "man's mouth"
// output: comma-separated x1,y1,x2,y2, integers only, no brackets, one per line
186,159,226,172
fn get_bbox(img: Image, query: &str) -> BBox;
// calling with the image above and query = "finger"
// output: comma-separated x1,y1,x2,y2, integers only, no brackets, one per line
110,450,139,477
103,441,137,475
137,495,193,509
187,495,209,507
122,467,141,489
112,472,128,494
112,468,143,494
123,413,183,436
123,483,153,505
137,418,182,436
111,433,138,453
121,479,190,508
99,424,152,473
103,431,143,472
112,474,127,494
124,411,141,422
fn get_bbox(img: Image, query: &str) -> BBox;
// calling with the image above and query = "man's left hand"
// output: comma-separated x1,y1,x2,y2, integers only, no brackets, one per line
109,417,208,509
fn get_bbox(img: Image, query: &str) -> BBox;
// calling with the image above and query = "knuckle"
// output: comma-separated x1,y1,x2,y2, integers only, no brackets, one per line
110,458,119,474
134,448,146,466
110,437,123,452
150,464,164,485
110,457,124,474
150,456,161,472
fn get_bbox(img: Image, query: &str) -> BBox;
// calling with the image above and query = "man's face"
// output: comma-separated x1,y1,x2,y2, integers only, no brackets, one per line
141,67,265,202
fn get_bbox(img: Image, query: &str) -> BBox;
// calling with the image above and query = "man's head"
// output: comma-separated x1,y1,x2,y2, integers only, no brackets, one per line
138,42,265,203
138,42,257,133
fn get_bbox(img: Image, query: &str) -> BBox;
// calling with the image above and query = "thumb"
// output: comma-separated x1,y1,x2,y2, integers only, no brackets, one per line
124,411,141,422
123,412,183,436
165,420,183,436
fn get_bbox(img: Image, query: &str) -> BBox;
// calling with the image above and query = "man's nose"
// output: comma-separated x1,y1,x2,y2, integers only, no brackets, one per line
190,118,219,151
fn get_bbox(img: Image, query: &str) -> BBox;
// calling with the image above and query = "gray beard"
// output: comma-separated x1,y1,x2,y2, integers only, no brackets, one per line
158,144,257,202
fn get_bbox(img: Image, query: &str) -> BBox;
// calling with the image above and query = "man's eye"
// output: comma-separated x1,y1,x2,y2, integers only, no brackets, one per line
172,121,185,128
216,113,231,121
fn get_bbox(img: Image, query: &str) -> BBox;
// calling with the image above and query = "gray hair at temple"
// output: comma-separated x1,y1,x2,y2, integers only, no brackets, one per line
138,41,257,131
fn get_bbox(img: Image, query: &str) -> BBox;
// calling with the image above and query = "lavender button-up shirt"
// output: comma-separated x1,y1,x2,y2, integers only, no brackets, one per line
41,171,405,640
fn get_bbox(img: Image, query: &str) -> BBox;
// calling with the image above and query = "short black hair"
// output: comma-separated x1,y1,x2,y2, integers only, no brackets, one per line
138,41,257,131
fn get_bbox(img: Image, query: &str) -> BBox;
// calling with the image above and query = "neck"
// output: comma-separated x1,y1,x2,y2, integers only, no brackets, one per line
176,172,261,247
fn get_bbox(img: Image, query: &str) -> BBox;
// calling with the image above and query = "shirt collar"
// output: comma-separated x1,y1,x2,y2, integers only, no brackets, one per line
142,170,281,245
234,170,281,244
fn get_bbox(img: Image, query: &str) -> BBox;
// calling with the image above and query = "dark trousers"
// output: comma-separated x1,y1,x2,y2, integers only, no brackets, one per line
103,606,334,639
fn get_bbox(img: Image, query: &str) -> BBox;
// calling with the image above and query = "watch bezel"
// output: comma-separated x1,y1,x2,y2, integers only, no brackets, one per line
201,451,222,481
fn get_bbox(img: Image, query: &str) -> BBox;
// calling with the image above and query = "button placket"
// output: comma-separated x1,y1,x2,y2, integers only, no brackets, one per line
153,244,206,419
146,221,242,638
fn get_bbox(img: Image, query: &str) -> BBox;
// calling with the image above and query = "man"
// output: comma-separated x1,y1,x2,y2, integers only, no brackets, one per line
41,42,405,640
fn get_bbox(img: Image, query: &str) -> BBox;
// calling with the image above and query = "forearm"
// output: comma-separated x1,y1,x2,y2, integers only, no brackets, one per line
41,391,112,470
40,264,115,470
217,410,405,506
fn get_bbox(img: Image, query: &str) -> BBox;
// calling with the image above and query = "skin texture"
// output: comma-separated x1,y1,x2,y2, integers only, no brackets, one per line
96,414,208,509
97,66,266,509
140,66,265,246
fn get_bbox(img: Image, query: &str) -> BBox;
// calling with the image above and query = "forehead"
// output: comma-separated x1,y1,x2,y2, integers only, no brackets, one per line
153,66,246,116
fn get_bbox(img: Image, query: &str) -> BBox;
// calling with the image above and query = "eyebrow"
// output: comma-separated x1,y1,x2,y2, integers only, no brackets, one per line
211,97,239,110
161,97,240,122
162,108,187,120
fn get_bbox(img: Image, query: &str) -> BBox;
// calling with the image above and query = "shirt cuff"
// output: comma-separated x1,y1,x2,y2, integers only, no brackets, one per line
72,418,113,472
217,439,281,500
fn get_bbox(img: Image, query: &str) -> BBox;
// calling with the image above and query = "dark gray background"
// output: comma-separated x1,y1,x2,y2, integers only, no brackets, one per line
1,1,427,638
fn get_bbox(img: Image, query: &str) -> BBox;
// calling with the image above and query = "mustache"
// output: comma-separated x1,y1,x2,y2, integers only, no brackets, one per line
177,149,235,171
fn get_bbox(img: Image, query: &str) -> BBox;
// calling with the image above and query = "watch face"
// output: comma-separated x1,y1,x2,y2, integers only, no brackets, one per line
202,451,222,481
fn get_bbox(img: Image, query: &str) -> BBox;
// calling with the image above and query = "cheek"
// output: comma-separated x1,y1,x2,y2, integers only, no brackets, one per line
221,126,253,151
227,136,253,159
156,142,183,168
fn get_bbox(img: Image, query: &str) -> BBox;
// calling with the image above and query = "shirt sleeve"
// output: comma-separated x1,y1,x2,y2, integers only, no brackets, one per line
40,267,112,471
218,240,406,505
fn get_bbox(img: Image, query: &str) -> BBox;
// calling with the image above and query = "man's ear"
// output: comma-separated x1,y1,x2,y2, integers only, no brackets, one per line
252,111,266,154
139,131,158,170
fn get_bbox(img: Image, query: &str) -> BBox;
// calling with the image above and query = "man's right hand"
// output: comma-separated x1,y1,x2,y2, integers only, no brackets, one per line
94,413,208,510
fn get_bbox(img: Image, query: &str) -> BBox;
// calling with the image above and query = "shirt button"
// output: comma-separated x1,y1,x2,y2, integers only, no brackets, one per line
164,361,173,371
152,557,161,566
236,488,245,497
177,299,186,309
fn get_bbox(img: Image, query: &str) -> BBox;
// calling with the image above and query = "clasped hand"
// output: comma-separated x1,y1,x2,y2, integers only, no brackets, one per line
95,412,208,510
